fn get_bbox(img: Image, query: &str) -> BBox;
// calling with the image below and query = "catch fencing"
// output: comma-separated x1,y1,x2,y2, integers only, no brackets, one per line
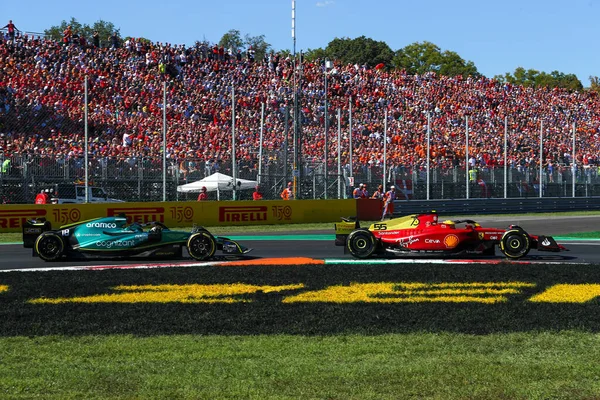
2,151,600,203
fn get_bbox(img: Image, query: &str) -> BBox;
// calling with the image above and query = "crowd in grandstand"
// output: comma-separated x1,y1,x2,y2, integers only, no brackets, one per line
1,22,600,180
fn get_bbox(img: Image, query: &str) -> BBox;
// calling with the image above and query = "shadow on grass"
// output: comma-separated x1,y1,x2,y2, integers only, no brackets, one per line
1,263,600,336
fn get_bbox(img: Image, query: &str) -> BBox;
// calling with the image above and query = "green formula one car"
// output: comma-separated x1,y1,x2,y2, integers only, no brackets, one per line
22,214,252,262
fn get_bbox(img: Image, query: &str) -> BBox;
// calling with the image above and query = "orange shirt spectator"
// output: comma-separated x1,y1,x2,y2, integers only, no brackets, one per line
280,182,293,200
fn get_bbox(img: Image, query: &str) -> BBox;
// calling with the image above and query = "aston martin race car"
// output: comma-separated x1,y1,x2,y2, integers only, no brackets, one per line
22,215,252,262
334,212,568,259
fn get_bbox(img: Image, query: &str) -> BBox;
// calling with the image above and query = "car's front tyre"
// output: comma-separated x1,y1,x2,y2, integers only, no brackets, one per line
187,231,216,261
500,228,531,259
35,232,65,262
347,229,377,259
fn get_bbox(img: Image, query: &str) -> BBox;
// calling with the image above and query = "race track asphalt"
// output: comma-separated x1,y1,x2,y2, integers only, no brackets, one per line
2,215,600,270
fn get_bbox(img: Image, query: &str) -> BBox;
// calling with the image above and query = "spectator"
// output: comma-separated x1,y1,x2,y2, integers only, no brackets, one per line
280,181,293,200
197,186,208,201
62,25,72,45
109,32,119,49
371,184,384,200
353,183,365,199
1,27,600,194
1,20,19,42
92,31,100,47
382,185,396,220
253,185,263,200
361,184,369,198
35,189,47,204
1,157,10,175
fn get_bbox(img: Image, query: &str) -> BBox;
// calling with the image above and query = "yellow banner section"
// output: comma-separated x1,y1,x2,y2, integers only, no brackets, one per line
0,200,356,233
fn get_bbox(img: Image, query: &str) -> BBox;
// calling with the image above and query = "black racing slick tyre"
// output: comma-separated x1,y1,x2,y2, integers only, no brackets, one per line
347,229,377,259
187,231,217,261
35,232,65,262
500,228,531,259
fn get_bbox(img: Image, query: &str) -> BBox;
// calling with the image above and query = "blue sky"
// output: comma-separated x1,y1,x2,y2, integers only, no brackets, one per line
3,0,598,86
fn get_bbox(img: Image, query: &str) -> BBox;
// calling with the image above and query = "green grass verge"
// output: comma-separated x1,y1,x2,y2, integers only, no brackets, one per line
562,231,600,239
2,333,599,400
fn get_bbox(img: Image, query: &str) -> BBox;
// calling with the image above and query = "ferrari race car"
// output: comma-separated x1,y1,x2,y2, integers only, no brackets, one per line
335,212,568,259
22,215,252,262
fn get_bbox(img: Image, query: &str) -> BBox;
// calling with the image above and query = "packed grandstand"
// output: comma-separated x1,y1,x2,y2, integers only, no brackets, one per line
1,27,600,194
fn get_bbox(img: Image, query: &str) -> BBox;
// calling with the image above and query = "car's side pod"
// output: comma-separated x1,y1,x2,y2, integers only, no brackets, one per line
334,217,360,246
23,218,52,249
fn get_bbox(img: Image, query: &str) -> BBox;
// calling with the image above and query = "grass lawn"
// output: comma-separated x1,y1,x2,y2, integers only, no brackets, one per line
2,333,600,399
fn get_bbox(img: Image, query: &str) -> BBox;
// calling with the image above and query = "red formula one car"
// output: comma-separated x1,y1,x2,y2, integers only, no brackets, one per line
334,212,568,259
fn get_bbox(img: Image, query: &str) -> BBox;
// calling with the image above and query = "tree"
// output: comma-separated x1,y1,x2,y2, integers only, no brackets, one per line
219,29,244,53
244,34,271,62
590,76,600,94
438,50,479,78
393,41,479,77
497,67,582,90
325,36,394,69
303,47,328,62
45,18,119,47
393,41,444,75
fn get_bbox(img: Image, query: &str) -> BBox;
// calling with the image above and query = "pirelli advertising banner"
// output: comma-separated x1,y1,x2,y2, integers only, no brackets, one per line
0,200,356,233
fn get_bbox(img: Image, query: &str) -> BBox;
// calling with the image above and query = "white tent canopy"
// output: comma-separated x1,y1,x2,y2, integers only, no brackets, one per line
177,172,257,197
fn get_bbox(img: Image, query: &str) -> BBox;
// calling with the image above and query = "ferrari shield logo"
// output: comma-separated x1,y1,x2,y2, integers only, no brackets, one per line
478,232,485,240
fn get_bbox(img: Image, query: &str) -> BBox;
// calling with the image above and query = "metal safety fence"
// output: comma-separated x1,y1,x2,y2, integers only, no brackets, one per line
2,151,600,203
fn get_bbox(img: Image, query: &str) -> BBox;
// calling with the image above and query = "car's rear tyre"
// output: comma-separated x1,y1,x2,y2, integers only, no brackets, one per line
187,231,216,261
347,229,377,259
35,232,65,262
500,228,530,259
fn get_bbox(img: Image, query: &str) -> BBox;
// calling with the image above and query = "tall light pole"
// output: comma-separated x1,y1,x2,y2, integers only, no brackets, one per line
84,76,89,203
162,81,167,201
323,59,332,199
291,0,299,198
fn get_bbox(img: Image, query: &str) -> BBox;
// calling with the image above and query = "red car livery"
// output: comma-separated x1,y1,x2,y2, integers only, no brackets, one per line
334,212,567,259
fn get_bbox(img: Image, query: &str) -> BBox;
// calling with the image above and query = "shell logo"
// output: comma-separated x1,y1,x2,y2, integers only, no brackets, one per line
444,234,460,248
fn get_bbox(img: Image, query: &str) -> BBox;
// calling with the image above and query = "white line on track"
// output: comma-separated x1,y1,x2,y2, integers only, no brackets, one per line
324,258,590,265
0,261,220,273
0,256,591,273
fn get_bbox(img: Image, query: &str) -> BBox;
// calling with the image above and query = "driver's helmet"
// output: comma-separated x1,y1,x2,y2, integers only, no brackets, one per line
150,225,161,233
442,220,456,228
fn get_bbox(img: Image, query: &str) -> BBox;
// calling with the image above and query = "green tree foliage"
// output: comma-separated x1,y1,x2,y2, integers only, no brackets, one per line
438,50,479,78
219,29,244,53
45,18,119,47
393,41,479,77
303,48,328,62
244,34,271,62
589,76,600,94
495,67,583,91
393,41,443,75
324,36,394,68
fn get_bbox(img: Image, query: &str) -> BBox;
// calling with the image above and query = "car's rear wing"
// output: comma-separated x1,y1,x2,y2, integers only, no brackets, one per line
23,218,52,248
